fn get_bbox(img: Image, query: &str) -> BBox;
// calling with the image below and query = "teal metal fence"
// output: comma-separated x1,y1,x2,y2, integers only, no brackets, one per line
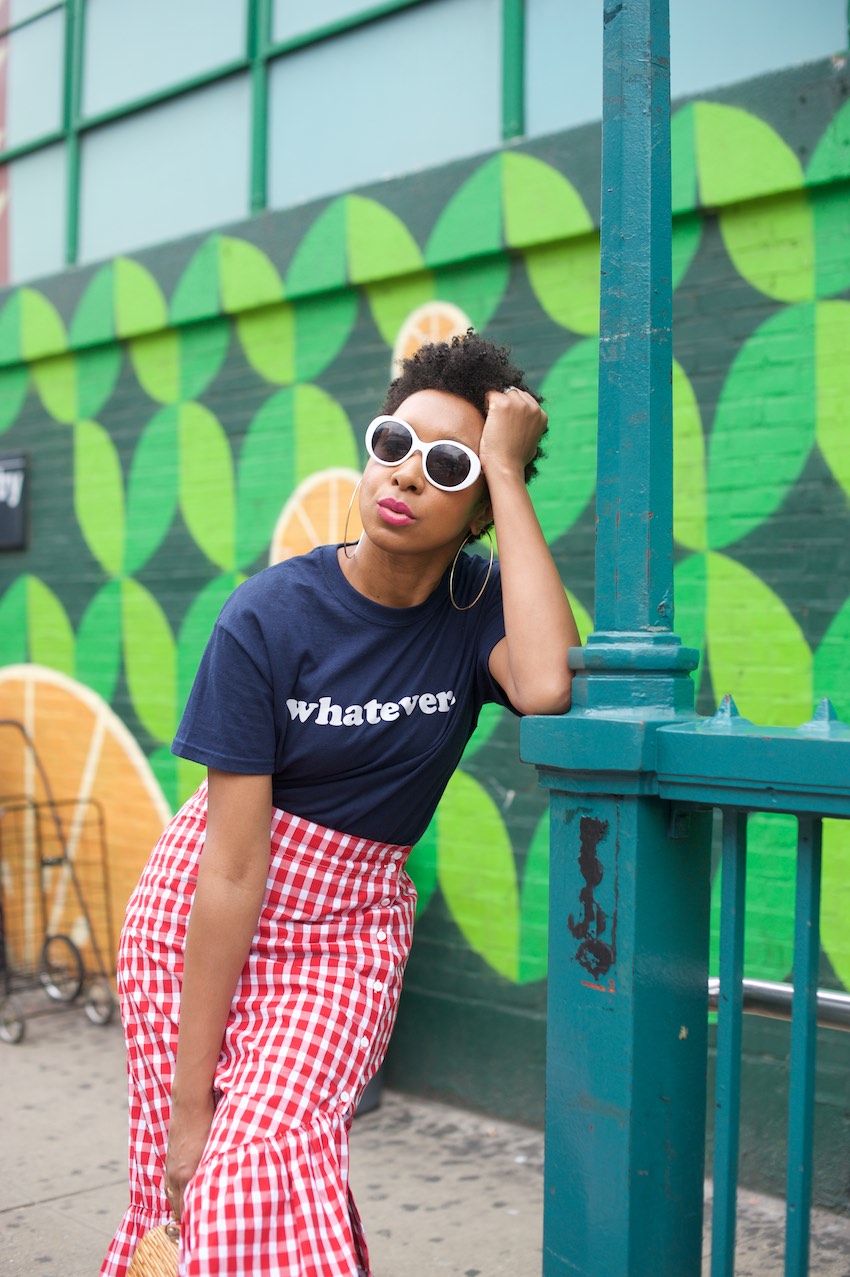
525,701,850,1277
659,698,850,1277
520,2,850,1274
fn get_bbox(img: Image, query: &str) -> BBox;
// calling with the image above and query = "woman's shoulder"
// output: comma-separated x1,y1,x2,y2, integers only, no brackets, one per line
229,546,329,601
215,546,332,633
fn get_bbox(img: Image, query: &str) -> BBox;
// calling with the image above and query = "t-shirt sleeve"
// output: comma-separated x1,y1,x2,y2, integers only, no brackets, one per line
172,621,278,773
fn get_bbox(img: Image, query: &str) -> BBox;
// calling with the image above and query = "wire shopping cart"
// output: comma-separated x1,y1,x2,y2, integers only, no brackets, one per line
0,719,116,1043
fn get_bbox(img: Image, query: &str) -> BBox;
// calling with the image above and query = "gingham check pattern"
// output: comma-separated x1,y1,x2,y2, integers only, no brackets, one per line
101,783,415,1277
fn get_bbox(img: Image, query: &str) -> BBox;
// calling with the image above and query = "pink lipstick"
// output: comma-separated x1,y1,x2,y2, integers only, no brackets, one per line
378,498,414,525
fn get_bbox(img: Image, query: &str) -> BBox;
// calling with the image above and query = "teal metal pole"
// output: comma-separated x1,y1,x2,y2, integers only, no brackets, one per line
568,0,696,708
594,0,673,637
521,2,712,1273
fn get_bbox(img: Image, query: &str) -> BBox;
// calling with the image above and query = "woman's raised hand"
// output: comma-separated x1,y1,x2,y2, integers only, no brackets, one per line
479,387,548,478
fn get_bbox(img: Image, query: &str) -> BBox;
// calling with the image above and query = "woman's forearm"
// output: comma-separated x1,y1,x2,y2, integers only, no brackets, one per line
479,388,579,716
172,863,268,1108
172,771,273,1110
488,466,579,715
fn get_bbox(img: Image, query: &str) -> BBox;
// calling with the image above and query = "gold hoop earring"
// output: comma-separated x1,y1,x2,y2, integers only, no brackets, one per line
342,478,363,559
449,528,494,612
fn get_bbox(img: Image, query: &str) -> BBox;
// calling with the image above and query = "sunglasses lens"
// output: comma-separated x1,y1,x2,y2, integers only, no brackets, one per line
426,444,473,489
371,420,413,463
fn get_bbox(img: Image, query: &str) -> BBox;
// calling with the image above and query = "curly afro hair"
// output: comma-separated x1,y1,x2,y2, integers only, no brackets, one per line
382,330,546,486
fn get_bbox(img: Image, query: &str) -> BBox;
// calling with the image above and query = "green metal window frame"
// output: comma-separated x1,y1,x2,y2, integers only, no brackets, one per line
0,1,64,40
255,0,523,145
0,2,68,164
2,0,849,276
0,0,526,272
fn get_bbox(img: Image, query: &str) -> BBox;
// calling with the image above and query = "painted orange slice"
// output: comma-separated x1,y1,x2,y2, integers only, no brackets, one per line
269,468,364,564
391,301,473,375
0,665,170,972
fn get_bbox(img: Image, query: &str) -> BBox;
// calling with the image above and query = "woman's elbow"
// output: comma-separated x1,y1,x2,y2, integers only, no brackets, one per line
513,675,572,717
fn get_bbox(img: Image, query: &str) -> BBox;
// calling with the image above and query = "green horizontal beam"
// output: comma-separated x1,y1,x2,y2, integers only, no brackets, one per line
0,130,66,166
0,2,63,42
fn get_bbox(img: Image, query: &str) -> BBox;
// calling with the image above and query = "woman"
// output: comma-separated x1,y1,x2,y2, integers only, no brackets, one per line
102,332,579,1277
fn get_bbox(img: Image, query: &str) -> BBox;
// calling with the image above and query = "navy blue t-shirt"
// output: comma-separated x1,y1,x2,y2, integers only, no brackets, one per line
172,545,514,845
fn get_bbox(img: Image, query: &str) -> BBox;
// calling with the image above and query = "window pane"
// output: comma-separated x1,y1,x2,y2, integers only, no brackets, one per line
670,0,847,99
269,0,500,209
7,143,66,284
526,0,849,139
525,0,600,137
8,0,58,26
79,77,250,263
4,10,64,149
82,0,247,118
273,0,396,43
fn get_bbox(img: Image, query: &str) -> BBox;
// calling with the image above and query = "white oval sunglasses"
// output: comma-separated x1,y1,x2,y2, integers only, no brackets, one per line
365,416,482,492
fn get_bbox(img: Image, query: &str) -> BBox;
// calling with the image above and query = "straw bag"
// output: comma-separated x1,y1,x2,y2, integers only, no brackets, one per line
127,1220,179,1277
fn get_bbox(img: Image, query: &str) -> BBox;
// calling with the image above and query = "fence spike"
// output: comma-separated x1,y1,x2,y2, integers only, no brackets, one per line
706,694,751,729
800,697,849,733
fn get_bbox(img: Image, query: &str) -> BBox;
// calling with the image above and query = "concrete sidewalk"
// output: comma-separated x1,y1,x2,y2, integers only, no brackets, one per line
2,1003,849,1276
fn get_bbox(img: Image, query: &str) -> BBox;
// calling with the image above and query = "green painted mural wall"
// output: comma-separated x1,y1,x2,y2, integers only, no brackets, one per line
0,57,848,1208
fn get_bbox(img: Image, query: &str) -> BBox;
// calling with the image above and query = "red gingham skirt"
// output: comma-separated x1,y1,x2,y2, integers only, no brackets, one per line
100,782,415,1277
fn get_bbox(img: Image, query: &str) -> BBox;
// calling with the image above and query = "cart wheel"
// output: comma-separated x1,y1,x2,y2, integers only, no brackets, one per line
39,934,85,1002
84,980,115,1026
0,996,25,1044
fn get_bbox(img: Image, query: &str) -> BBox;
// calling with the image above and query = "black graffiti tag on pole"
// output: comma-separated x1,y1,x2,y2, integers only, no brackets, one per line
567,815,615,978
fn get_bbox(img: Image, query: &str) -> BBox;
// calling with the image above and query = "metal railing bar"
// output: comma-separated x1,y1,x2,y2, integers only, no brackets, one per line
707,979,850,1031
711,810,747,1277
785,817,823,1277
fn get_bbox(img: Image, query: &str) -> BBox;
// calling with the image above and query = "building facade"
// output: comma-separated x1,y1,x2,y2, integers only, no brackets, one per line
1,0,848,1208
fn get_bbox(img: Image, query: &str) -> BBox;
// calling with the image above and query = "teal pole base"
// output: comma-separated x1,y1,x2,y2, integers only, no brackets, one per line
540,787,711,1277
522,636,711,1277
